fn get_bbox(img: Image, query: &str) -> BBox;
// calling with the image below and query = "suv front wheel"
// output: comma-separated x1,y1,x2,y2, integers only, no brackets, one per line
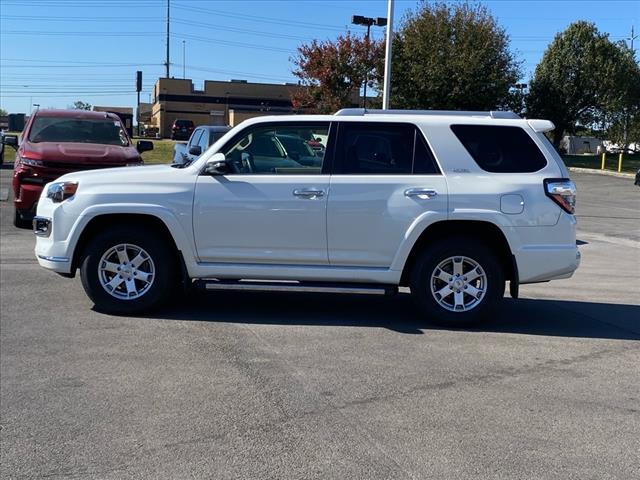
410,238,504,327
79,226,175,314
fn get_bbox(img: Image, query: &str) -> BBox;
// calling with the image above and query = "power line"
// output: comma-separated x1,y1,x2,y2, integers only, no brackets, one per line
2,30,163,37
1,58,160,65
0,14,163,21
171,2,365,33
174,32,292,53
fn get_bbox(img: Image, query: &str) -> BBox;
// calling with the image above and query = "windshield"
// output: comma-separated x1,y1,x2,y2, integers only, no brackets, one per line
28,117,129,146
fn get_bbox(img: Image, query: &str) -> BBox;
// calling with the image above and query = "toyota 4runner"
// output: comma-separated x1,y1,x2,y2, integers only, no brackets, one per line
33,109,580,326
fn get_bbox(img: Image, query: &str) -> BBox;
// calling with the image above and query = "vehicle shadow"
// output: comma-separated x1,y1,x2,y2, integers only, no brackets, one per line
152,290,640,340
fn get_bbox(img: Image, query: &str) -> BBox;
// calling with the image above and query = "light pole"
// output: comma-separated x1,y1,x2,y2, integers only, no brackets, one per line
182,40,186,79
382,0,394,109
351,15,387,110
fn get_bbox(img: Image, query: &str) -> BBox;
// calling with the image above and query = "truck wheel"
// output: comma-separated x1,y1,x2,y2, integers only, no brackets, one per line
409,238,504,327
13,209,31,229
80,226,175,314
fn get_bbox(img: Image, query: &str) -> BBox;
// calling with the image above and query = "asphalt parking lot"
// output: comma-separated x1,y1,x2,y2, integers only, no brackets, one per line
1,166,639,479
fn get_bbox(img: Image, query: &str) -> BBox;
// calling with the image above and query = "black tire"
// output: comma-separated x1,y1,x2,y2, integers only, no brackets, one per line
79,225,176,315
409,237,504,327
13,209,31,229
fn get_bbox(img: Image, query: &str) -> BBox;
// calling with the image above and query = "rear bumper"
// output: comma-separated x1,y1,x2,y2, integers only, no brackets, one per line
514,212,581,283
517,244,581,283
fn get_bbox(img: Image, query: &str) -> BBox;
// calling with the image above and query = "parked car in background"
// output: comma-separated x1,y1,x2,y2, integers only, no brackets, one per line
33,109,580,327
0,129,5,165
635,168,640,186
173,125,230,165
2,109,153,228
274,133,323,168
170,119,195,140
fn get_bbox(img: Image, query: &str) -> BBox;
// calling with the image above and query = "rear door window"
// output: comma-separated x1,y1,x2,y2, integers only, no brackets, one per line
335,122,439,174
208,130,227,146
450,125,547,173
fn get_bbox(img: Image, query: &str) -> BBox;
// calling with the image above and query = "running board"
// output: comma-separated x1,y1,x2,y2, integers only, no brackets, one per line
197,279,397,296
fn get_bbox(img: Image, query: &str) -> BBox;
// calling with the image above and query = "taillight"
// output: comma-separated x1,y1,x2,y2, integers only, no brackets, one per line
544,178,576,214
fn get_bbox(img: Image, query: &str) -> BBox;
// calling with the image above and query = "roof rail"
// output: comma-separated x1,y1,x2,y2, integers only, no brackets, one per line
334,108,521,119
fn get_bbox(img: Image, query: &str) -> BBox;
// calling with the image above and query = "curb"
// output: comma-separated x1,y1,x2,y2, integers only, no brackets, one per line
568,167,635,179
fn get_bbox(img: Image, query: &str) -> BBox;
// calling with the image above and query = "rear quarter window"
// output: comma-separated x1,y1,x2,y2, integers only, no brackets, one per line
450,125,547,173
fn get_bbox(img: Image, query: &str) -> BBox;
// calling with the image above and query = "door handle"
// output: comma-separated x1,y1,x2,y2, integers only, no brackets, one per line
293,188,325,199
405,188,438,199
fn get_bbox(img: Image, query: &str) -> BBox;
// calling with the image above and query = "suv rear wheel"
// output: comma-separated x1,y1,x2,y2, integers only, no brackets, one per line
410,238,504,327
79,226,175,314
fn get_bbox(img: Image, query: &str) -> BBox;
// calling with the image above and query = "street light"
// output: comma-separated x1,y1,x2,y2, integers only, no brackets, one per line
352,15,387,109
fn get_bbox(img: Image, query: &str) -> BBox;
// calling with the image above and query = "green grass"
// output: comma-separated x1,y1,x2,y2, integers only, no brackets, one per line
561,154,639,174
136,138,176,165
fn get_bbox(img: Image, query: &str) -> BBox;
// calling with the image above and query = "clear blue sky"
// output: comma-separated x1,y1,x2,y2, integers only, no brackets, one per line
1,0,638,114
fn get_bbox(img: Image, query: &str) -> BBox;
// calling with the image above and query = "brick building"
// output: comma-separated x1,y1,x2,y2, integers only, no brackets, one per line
149,78,306,138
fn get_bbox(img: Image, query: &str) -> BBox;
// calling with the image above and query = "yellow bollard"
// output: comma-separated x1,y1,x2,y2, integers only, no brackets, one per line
601,152,606,170
618,153,623,173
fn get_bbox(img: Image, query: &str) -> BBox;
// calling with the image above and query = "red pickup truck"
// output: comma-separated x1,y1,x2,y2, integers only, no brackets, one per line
2,109,153,228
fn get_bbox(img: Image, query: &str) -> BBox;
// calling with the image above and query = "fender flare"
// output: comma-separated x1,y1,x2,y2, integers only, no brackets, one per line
66,203,199,273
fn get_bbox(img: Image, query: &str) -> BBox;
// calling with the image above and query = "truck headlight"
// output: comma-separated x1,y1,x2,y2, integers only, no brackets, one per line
21,157,44,167
46,181,79,203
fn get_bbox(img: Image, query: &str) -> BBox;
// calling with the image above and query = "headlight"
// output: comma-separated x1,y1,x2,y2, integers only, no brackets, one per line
18,156,44,167
46,181,79,203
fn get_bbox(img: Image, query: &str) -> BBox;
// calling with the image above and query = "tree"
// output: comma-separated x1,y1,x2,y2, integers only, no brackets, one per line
390,2,520,110
526,21,640,146
607,110,640,152
71,101,92,111
290,32,384,113
0,108,8,116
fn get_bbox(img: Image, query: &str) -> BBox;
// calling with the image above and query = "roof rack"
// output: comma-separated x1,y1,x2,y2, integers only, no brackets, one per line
334,108,521,119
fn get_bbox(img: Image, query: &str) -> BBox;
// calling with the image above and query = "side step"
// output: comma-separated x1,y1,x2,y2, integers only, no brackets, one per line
196,279,398,296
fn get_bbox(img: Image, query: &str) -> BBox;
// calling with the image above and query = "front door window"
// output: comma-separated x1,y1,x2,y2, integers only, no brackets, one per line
222,124,329,174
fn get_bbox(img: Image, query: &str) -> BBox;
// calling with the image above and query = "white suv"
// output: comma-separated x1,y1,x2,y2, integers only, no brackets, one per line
33,109,580,326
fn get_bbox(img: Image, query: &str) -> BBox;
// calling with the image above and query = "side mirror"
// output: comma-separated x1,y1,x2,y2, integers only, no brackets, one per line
188,145,202,156
204,153,229,175
136,140,154,153
2,135,18,149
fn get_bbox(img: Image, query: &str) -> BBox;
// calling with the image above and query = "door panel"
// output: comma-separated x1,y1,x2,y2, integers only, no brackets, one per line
327,175,448,267
194,175,329,264
193,121,332,265
327,121,447,267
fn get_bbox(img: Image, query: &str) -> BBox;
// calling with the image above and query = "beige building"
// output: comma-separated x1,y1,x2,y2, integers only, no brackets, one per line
149,78,309,138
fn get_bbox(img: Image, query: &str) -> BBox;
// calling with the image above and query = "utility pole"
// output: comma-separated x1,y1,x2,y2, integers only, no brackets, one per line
623,26,637,152
382,0,394,110
182,40,186,79
165,0,170,78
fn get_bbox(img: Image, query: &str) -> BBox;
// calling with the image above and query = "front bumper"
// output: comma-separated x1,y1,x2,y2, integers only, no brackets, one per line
34,198,80,275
